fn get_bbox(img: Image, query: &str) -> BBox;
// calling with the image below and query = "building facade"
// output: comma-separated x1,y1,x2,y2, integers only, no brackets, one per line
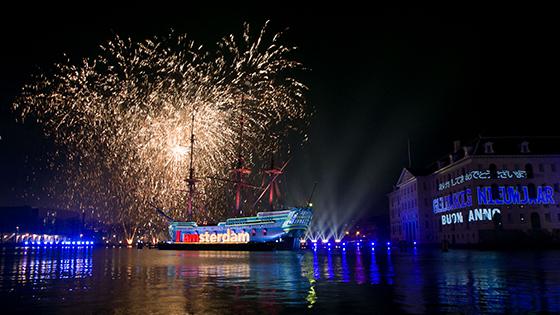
389,137,560,245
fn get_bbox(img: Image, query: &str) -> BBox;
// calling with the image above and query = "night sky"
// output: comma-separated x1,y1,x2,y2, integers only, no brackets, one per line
0,4,556,220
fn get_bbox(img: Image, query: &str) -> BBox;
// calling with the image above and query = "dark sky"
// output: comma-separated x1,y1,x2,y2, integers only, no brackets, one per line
0,3,556,220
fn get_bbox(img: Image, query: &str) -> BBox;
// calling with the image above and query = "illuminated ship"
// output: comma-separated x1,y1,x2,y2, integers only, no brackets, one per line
160,207,313,250
157,113,314,250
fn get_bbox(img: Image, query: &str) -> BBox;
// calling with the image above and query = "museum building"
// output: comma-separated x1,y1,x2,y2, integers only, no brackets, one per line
389,137,560,245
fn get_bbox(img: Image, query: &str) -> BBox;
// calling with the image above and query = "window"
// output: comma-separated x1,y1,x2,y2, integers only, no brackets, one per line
520,141,530,153
508,213,512,223
484,142,494,154
491,184,499,198
489,164,498,179
528,184,537,199
539,164,544,172
555,184,559,193
545,213,551,222
525,164,534,179
552,164,557,172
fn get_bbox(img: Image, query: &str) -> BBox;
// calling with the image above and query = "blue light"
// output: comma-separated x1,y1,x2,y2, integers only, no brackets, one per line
24,241,29,245
327,243,331,246
413,241,417,246
386,241,391,246
31,241,35,245
342,242,346,246
49,242,53,245
371,242,375,246
71,241,76,245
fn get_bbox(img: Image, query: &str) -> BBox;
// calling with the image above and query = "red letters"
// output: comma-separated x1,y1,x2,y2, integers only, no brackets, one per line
182,234,200,243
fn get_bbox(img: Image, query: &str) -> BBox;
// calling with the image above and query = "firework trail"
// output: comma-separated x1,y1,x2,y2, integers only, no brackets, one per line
13,22,310,242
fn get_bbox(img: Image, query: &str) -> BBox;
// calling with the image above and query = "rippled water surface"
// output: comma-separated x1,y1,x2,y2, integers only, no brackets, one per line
1,247,559,314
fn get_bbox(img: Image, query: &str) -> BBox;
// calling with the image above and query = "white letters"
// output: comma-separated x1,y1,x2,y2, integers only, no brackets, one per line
442,208,501,225
198,229,250,243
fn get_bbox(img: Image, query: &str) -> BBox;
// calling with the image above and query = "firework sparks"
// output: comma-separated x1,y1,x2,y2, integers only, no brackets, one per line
13,22,310,242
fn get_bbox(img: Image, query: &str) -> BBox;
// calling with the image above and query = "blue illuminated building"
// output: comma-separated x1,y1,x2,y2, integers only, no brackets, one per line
389,137,560,246
0,206,99,246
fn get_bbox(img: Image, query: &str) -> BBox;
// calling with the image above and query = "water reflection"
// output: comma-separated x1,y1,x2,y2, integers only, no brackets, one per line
1,246,93,286
0,247,559,313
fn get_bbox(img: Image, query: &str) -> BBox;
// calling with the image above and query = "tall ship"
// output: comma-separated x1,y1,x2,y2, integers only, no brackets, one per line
158,114,313,250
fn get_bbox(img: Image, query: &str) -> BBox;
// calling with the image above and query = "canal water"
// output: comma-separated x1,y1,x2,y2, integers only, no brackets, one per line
1,246,559,314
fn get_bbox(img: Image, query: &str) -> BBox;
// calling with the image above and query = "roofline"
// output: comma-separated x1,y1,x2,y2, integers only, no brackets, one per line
433,154,560,175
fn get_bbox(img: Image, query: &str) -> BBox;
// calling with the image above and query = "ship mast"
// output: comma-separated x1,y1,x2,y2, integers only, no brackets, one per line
263,155,283,210
186,113,198,217
253,157,290,210
232,95,251,215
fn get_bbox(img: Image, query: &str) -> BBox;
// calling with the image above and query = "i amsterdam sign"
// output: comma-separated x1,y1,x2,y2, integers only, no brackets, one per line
177,229,251,243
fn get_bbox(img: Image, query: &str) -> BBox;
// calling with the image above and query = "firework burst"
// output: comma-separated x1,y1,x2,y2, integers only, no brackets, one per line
13,22,310,242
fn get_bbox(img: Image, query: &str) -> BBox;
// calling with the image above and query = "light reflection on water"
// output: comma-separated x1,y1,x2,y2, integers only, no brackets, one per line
0,247,559,314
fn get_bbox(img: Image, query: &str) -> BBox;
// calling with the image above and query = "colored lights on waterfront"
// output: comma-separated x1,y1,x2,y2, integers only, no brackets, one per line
19,240,94,247
305,239,410,251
